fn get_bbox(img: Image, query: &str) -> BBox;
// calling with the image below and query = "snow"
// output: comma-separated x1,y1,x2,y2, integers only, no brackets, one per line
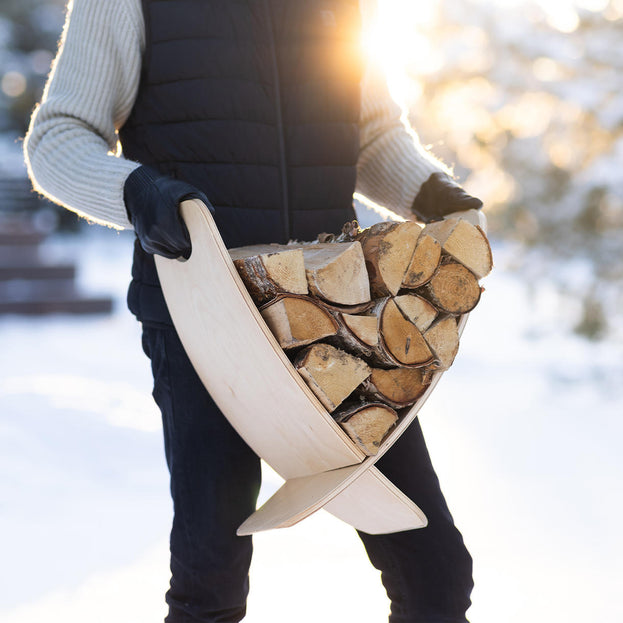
1,217,622,623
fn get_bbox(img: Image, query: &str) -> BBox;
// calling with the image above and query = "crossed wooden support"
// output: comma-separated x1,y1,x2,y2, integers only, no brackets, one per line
156,200,466,535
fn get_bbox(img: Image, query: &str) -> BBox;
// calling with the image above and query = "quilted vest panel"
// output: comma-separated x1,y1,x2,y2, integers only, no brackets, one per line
119,0,363,325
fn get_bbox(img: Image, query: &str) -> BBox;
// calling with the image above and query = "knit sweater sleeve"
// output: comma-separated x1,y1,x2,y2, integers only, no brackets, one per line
356,66,451,221
355,1,451,220
23,0,144,229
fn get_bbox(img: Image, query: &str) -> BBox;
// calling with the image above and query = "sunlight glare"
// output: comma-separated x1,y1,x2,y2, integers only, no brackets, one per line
576,0,609,11
545,4,580,32
361,0,441,104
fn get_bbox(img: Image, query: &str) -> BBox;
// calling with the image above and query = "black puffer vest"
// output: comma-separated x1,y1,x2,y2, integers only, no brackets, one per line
119,0,363,326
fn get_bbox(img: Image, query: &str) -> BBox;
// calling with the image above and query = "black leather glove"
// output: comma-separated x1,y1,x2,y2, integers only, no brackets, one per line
123,165,212,259
411,172,483,223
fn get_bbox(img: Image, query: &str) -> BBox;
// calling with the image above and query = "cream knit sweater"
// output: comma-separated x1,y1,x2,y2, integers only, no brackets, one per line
24,0,449,231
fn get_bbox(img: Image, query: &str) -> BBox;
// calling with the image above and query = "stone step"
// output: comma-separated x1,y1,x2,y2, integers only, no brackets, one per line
0,262,76,281
0,278,78,300
0,296,114,316
0,278,114,316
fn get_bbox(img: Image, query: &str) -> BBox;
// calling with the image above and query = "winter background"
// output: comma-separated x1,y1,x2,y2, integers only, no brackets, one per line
1,0,622,622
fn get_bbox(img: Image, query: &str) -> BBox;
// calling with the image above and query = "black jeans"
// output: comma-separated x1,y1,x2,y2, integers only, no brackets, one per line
141,325,473,623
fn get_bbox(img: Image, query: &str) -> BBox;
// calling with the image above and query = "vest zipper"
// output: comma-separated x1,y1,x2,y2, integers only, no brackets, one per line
263,0,290,241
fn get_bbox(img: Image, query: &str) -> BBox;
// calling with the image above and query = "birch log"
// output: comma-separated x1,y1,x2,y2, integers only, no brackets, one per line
420,262,482,315
401,230,441,289
260,295,339,350
356,221,421,297
423,218,493,279
294,343,371,412
423,316,461,370
393,294,438,332
370,297,435,367
359,367,429,409
229,245,307,305
333,402,399,455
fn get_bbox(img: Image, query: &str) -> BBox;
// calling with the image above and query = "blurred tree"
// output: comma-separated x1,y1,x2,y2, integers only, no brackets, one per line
391,0,623,339
0,0,65,135
0,0,76,227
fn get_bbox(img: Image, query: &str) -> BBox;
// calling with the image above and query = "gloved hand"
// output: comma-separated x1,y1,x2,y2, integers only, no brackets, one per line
411,172,483,224
123,165,213,259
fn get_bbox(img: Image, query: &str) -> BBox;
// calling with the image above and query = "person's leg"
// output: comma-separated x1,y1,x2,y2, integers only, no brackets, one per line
142,326,262,623
358,419,473,623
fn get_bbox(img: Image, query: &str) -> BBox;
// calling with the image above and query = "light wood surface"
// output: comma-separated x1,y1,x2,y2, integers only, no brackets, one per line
155,200,363,479
155,200,469,534
237,464,362,535
323,466,428,534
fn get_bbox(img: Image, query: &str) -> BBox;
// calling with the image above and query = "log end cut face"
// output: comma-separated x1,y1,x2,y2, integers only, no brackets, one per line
402,232,441,289
304,242,371,306
262,249,309,295
393,294,438,332
341,312,380,347
424,316,460,370
260,295,338,349
424,218,493,280
359,221,421,297
335,403,399,456
380,299,434,366
366,367,428,408
425,263,481,315
295,343,371,412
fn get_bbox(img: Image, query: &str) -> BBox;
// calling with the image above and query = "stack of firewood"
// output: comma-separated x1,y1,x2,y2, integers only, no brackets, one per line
229,217,492,456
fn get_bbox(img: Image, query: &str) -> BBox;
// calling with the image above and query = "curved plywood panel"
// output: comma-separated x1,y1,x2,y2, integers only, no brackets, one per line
156,200,469,534
155,200,364,480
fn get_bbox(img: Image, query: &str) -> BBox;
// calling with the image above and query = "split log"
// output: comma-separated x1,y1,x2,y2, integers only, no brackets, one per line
420,262,481,315
229,244,307,305
333,402,399,455
325,312,379,363
328,298,433,369
340,312,379,348
356,221,421,297
401,230,441,289
424,316,460,370
231,240,370,306
295,343,371,412
370,297,435,367
423,218,493,279
291,241,370,306
260,295,339,350
232,219,491,418
359,367,429,409
393,294,438,332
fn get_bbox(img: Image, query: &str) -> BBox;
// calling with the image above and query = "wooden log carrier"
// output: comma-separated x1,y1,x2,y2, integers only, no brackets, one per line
155,200,482,536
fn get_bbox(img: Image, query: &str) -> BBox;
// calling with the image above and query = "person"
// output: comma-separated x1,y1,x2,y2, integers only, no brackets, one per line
24,1,481,621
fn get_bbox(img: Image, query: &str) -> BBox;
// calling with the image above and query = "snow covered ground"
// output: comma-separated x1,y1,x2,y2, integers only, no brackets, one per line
1,215,622,623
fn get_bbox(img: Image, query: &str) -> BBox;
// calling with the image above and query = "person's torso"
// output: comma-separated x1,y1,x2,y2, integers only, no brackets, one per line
119,0,363,325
